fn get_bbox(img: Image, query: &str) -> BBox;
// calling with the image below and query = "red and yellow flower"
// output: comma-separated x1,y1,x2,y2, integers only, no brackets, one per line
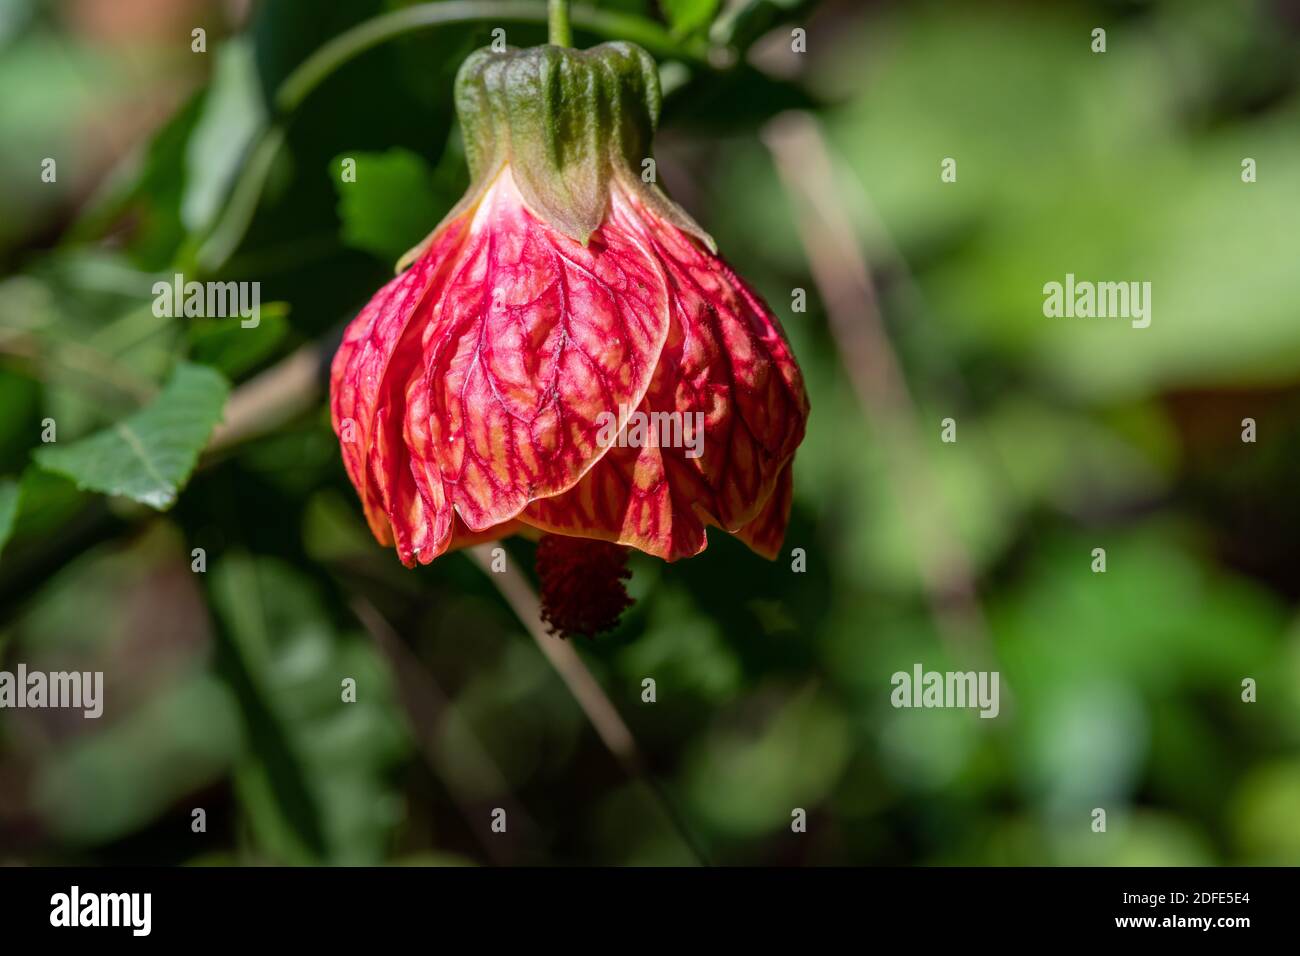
330,41,808,631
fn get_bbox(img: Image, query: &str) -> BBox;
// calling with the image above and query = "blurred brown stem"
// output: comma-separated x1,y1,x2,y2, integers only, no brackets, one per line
762,111,1000,678
350,595,535,865
206,355,710,861
467,545,640,768
204,341,324,457
466,544,709,864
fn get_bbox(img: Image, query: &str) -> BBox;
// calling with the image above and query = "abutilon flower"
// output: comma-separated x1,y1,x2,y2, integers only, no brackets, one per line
330,40,809,636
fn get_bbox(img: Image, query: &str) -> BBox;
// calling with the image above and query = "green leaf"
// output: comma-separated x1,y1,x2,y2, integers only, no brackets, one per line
188,303,290,377
662,0,720,37
331,148,448,262
0,478,19,557
36,675,243,844
182,39,268,234
1,468,84,556
209,554,409,864
33,362,229,510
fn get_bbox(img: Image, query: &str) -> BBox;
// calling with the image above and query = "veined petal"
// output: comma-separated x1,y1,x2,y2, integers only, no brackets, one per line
638,189,808,533
515,181,809,561
330,218,470,549
732,458,794,560
520,419,713,561
331,143,808,568
408,167,671,539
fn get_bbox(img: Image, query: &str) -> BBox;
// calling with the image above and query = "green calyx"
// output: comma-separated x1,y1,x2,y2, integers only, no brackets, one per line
453,41,713,249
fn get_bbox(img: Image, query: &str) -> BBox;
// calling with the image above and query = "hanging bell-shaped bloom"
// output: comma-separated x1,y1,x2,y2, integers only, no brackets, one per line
330,41,809,608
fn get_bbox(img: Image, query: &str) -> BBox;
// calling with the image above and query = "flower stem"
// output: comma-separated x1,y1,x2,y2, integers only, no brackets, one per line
763,111,1002,680
275,1,706,115
548,0,572,47
466,544,711,865
201,1,713,276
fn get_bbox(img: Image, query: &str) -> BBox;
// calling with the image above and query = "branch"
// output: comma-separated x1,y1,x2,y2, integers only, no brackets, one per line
465,544,710,864
350,595,538,864
205,341,325,456
762,111,1001,678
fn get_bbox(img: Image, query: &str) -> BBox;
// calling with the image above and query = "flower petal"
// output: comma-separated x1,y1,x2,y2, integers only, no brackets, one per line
641,196,808,533
409,169,671,538
330,219,470,550
517,184,808,560
520,420,713,561
732,458,794,559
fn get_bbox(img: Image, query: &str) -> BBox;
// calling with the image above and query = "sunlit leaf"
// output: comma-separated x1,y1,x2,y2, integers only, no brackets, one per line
662,0,720,37
183,40,267,234
209,554,409,864
188,304,290,377
330,148,448,262
34,361,229,509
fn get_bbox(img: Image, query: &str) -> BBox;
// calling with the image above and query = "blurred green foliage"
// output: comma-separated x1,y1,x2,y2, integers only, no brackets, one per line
1,0,1299,866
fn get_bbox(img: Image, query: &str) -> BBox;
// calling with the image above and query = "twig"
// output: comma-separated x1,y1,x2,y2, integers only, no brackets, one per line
198,340,709,861
205,341,324,455
350,595,536,865
465,544,710,864
762,111,999,676
466,545,643,766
